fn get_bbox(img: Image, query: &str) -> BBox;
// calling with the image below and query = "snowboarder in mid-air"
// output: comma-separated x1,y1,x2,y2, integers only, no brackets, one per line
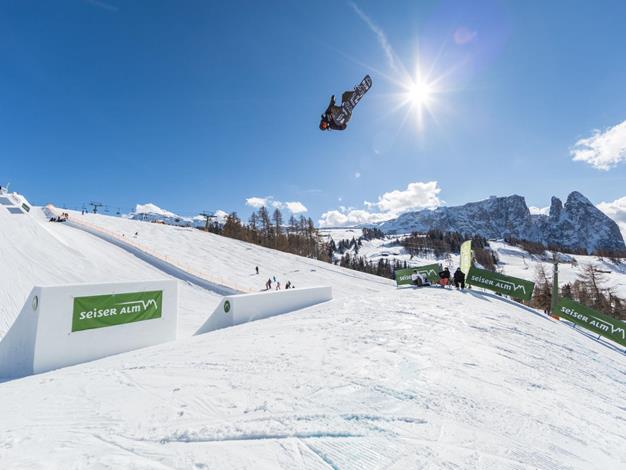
319,75,372,131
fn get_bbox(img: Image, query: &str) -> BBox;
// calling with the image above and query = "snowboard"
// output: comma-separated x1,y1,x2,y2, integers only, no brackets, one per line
332,75,372,125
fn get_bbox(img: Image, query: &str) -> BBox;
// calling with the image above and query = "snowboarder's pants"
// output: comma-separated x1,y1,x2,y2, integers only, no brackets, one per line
454,280,465,289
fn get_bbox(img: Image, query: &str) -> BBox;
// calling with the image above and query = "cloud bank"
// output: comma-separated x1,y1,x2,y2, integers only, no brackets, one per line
571,119,626,170
245,196,308,214
319,181,442,227
597,196,626,241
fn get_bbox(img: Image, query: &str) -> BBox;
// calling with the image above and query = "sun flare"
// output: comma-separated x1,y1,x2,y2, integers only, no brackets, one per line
407,80,434,107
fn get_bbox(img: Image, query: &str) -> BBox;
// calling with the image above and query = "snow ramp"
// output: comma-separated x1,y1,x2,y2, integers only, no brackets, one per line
46,205,244,296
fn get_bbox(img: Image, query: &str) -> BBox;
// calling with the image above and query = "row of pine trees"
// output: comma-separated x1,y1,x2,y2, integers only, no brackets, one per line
205,207,332,262
532,263,625,320
203,210,625,320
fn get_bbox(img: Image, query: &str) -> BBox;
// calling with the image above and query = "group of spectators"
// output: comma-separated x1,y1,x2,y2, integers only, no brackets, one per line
258,268,294,291
49,212,69,223
411,266,466,290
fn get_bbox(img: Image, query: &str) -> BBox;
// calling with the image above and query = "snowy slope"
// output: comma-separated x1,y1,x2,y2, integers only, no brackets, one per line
57,209,395,298
1,209,625,469
0,206,219,337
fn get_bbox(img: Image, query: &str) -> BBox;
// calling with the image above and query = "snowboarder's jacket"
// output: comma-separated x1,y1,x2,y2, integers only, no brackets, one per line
320,93,353,131
439,268,451,280
453,269,465,283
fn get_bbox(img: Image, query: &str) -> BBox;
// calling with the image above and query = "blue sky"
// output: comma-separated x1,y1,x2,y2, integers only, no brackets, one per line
2,0,626,226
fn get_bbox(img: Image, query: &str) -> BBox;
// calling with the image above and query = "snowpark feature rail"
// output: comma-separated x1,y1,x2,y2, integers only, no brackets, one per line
46,205,247,296
195,286,333,334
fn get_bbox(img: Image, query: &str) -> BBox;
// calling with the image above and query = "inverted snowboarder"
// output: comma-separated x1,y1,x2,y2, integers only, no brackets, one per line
319,75,372,131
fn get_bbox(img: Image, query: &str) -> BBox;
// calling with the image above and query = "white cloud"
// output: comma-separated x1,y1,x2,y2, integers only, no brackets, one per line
319,209,391,227
214,209,229,224
246,196,307,213
349,2,399,73
245,197,269,208
597,196,626,240
529,206,549,215
374,181,442,214
571,119,626,170
319,181,443,227
284,201,308,214
354,172,361,179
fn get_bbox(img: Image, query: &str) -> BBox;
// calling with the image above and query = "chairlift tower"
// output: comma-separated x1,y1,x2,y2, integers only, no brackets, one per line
551,251,559,314
198,211,216,231
89,202,104,214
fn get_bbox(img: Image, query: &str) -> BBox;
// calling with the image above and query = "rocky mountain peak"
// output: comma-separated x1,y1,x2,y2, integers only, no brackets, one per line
379,191,625,254
549,196,563,220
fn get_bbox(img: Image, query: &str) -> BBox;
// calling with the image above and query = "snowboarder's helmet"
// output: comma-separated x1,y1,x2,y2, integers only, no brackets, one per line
320,120,329,130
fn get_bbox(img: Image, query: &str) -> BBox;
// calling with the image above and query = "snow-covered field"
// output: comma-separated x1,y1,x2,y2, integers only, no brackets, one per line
1,207,625,469
322,229,626,298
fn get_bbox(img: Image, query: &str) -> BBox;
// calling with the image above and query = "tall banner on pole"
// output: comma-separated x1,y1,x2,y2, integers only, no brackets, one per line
460,240,472,275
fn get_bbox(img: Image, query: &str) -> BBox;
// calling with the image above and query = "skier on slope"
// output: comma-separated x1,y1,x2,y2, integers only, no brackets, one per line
319,92,354,131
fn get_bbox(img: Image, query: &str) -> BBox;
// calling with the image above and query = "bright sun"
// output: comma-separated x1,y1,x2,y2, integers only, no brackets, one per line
407,80,433,107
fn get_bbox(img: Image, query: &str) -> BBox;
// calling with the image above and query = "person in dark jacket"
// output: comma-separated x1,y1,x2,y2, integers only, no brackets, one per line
438,267,451,288
453,268,465,290
319,92,355,131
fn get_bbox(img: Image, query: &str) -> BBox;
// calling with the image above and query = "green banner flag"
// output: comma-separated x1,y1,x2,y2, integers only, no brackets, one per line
557,297,626,347
467,267,534,300
72,290,163,332
395,263,442,286
460,240,472,275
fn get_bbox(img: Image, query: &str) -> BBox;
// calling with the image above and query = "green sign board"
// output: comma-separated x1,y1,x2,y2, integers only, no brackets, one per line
395,263,442,286
467,267,534,301
557,297,626,347
72,290,163,332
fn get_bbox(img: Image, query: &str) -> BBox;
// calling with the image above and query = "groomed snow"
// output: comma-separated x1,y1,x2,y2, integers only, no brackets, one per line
1,209,625,469
0,206,219,337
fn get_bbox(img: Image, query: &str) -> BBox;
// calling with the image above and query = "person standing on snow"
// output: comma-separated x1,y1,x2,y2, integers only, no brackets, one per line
255,266,259,275
453,268,465,290
438,267,451,288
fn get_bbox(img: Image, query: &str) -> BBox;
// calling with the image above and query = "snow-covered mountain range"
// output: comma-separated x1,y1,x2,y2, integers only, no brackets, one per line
126,203,227,228
380,191,625,254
